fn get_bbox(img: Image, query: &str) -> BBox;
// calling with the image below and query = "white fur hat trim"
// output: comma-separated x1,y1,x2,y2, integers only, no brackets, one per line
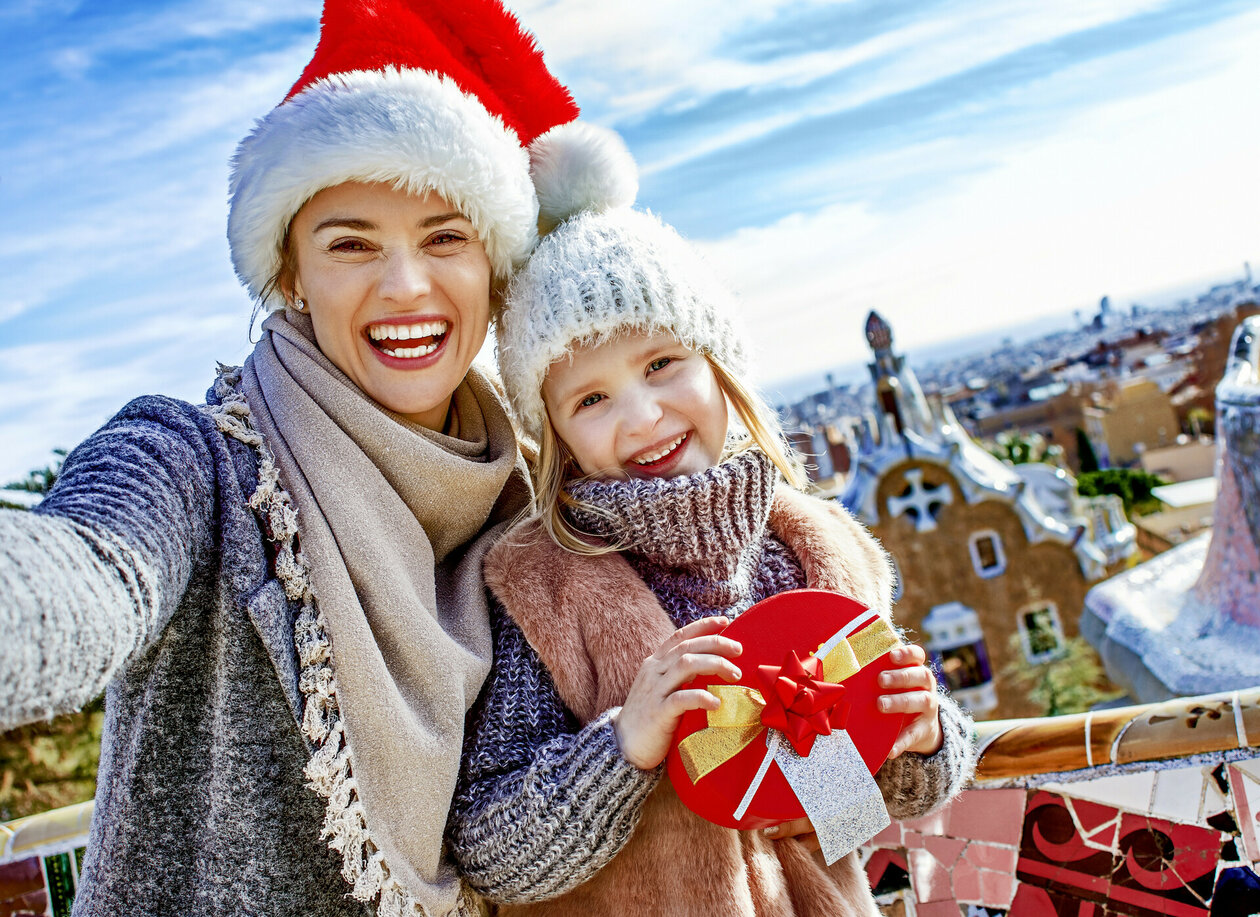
228,67,537,307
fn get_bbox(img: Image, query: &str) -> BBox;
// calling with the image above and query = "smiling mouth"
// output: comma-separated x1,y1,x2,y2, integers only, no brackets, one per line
632,432,689,467
366,319,449,359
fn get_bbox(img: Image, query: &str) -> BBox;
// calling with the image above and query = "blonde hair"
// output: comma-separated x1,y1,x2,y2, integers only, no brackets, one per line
530,350,806,555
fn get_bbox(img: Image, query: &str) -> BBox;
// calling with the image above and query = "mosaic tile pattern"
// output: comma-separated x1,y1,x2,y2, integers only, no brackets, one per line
0,849,82,917
865,754,1260,916
5,750,1260,915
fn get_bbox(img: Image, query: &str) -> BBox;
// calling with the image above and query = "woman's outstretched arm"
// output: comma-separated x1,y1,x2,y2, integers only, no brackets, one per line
0,397,219,728
448,606,659,904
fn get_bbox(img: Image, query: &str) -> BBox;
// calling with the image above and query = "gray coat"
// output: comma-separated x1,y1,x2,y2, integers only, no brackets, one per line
0,392,370,916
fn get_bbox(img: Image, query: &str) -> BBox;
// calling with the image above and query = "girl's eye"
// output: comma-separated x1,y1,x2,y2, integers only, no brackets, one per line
648,357,672,372
579,393,604,409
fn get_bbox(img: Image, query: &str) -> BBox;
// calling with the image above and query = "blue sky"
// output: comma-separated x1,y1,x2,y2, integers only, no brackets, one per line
1,0,1258,481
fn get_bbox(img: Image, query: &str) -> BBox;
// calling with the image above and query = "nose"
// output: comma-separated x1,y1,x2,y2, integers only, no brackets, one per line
618,386,664,437
377,249,434,304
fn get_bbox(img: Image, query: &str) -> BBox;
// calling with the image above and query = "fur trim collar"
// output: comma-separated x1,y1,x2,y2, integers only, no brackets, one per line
483,487,894,722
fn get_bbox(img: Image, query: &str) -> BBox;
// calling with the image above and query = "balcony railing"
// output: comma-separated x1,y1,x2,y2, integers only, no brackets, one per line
4,688,1260,915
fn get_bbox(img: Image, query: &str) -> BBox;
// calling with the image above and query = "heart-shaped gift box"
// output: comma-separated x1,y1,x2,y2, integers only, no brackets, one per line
666,589,906,834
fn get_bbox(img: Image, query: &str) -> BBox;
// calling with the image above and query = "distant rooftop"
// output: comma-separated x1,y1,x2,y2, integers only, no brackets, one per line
1152,477,1218,508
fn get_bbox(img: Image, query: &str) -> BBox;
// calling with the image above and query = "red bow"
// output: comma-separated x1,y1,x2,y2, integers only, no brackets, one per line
756,650,851,756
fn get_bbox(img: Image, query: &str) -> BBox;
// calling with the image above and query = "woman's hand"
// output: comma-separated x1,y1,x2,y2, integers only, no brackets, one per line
763,817,819,851
612,616,743,770
879,643,943,758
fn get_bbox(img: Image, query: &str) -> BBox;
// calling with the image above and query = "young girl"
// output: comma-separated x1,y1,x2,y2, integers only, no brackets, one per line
447,205,974,916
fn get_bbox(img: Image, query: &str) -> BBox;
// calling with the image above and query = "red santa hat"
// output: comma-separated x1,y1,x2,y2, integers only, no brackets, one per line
228,0,637,307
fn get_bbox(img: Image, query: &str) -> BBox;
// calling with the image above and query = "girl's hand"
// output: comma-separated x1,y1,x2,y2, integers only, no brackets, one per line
879,644,943,758
612,616,743,770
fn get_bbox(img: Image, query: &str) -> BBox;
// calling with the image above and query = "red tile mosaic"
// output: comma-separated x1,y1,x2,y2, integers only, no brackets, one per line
925,834,967,865
1018,790,1117,905
0,890,48,917
914,901,964,917
1228,765,1260,863
979,867,1016,907
946,788,1026,846
870,822,903,848
0,859,42,904
1108,812,1217,916
901,806,952,838
967,841,1018,873
910,847,955,903
865,847,911,897
953,857,984,902
1010,881,1107,916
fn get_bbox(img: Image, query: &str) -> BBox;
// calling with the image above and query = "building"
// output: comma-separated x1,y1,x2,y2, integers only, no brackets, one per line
1083,315,1260,701
1082,378,1180,467
842,312,1135,720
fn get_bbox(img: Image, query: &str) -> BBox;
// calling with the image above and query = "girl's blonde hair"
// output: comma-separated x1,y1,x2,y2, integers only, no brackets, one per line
530,349,807,555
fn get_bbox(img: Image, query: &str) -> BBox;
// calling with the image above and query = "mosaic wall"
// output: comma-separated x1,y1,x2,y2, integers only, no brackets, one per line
863,756,1260,916
0,849,81,917
5,756,1260,915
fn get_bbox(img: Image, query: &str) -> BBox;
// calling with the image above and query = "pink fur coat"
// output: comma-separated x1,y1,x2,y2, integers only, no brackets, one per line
482,486,895,916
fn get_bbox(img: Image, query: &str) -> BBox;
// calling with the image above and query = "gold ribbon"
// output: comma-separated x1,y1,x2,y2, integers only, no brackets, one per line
678,615,900,784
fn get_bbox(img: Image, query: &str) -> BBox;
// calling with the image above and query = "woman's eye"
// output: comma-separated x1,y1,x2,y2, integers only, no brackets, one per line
329,238,371,253
425,231,470,252
648,357,672,372
579,393,604,408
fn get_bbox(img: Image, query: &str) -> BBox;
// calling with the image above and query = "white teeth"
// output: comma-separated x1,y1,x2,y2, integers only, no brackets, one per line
633,434,686,465
381,342,440,358
369,320,449,342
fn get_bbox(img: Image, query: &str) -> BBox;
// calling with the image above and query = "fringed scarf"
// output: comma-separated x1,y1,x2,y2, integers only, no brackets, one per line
239,310,529,915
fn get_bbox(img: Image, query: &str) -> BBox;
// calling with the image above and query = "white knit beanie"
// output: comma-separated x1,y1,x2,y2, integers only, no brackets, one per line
497,206,750,441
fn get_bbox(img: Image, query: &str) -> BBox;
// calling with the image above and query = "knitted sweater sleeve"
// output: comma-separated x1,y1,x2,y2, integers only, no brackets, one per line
0,397,217,728
875,689,976,820
448,607,660,903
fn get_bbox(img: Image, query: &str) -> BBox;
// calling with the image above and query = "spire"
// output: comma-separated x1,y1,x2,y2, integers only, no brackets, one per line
865,310,893,352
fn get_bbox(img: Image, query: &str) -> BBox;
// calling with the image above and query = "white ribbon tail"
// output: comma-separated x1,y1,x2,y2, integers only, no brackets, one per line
734,730,782,821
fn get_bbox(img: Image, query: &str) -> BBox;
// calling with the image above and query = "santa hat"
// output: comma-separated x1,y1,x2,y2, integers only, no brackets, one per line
228,0,637,307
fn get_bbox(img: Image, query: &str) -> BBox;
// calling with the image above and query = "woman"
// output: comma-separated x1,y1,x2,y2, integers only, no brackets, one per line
0,1,632,915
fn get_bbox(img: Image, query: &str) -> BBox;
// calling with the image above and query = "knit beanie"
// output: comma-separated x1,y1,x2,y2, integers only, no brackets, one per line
227,0,635,307
497,206,750,441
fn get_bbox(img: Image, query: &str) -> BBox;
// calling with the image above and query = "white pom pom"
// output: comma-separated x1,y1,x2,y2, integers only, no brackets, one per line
529,122,638,231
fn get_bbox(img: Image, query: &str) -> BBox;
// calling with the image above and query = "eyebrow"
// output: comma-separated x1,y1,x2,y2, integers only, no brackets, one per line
547,367,603,408
311,212,468,234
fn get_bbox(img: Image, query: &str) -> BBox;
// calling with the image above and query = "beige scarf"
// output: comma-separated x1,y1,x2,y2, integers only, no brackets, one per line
241,310,528,916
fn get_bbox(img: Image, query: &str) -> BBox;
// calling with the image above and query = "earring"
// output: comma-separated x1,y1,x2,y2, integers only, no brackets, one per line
294,298,306,312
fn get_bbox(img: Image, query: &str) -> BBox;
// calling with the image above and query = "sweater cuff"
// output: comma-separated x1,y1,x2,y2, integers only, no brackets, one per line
877,692,976,820
598,706,665,782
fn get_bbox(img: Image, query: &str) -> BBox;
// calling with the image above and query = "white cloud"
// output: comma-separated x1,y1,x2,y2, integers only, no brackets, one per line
0,290,251,482
697,20,1260,384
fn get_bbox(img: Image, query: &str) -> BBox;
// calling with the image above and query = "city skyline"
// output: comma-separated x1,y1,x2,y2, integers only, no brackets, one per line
2,0,1259,481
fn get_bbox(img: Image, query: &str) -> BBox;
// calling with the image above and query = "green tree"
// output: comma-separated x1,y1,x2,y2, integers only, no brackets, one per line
1,448,67,510
1,447,103,821
1077,468,1169,516
1003,635,1123,717
0,698,104,821
1076,428,1100,473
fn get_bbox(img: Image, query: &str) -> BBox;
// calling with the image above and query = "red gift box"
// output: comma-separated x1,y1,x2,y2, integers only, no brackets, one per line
666,589,905,830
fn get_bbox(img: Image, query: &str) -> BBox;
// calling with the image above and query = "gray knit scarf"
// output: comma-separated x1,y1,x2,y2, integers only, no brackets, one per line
563,451,806,625
241,310,528,916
